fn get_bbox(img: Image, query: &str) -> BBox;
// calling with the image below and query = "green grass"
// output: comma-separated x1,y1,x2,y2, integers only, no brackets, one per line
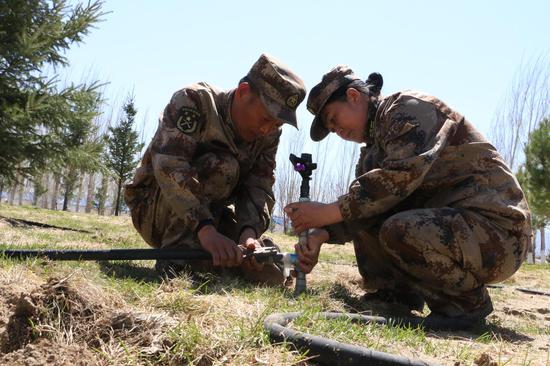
1,204,549,366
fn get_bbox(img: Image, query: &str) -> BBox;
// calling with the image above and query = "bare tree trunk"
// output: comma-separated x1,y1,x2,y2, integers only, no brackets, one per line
50,174,61,210
98,173,109,215
17,179,24,205
113,176,123,216
75,173,84,212
8,183,17,205
541,227,546,264
531,234,537,263
32,179,40,206
85,173,95,213
62,185,70,211
526,232,535,264
41,174,50,208
109,180,118,215
32,174,47,207
62,167,79,211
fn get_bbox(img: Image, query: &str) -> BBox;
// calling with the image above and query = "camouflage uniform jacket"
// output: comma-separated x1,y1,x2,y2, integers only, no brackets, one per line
328,90,531,243
124,82,279,236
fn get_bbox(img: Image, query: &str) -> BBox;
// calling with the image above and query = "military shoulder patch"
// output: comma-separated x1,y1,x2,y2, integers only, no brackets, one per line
176,107,201,134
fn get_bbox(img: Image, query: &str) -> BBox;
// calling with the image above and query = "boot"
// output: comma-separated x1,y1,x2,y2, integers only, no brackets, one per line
363,288,426,312
424,297,494,327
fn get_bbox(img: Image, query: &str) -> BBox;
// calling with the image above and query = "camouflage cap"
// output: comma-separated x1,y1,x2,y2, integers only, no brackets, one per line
246,53,306,128
307,65,361,141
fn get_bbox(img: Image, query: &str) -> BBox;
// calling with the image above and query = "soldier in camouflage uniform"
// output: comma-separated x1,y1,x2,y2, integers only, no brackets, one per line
124,54,306,284
286,66,531,321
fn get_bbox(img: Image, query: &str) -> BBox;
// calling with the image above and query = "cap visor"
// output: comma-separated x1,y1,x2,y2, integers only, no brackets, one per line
310,116,329,141
260,92,298,128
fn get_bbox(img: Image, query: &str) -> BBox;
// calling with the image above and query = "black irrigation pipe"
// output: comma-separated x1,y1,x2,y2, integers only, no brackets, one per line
0,248,212,261
262,265,550,365
0,215,92,233
487,284,550,297
0,247,282,263
264,311,443,366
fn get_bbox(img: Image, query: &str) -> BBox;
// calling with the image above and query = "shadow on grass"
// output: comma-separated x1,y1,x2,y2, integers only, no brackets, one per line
97,260,284,295
328,282,394,314
98,261,162,283
187,269,289,295
327,282,534,343
431,321,534,344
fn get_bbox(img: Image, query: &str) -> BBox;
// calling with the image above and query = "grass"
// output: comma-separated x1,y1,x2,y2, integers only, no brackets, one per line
0,204,549,366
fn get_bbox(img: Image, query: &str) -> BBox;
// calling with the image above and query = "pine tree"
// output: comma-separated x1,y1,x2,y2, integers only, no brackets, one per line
105,97,144,216
518,118,550,263
524,118,550,219
0,0,105,184
59,89,104,210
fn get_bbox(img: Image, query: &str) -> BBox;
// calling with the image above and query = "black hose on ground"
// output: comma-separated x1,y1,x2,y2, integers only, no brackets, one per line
0,248,283,263
0,215,92,233
264,282,550,365
487,284,550,297
264,311,443,366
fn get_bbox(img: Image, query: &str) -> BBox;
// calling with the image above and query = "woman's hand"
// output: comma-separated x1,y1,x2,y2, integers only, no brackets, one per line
239,237,265,272
294,228,329,274
284,201,343,234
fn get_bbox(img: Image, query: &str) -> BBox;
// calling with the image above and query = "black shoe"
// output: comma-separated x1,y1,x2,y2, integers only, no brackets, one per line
424,299,494,330
363,288,425,312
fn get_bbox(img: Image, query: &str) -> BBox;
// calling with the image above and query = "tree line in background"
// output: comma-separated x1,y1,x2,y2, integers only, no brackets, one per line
490,54,550,263
0,0,143,216
0,2,548,261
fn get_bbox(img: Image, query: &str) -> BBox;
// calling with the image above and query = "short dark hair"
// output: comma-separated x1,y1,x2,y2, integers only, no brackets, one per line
325,73,383,105
325,80,371,105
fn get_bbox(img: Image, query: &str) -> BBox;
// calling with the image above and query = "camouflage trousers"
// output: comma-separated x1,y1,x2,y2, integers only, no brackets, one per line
129,152,241,252
353,207,529,316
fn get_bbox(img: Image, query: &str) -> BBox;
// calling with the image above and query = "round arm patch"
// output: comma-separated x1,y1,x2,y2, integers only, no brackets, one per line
176,107,201,134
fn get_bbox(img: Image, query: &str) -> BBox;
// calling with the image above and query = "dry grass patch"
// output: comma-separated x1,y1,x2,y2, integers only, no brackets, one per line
1,205,549,365
0,269,181,365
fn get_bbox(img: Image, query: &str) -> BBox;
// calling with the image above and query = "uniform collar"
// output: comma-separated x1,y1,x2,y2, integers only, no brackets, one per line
363,99,378,144
221,89,251,145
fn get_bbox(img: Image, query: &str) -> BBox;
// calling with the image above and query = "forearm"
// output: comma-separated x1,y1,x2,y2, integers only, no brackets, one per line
323,201,344,226
238,226,258,244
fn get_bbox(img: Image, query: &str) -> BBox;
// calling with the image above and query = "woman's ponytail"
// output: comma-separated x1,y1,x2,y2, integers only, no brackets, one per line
365,72,383,97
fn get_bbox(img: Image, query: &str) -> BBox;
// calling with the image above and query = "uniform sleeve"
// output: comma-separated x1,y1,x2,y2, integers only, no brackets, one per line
234,130,280,236
323,222,353,244
337,96,462,221
150,89,213,231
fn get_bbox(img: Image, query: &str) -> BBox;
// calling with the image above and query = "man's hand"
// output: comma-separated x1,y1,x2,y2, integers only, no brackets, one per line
294,228,329,274
284,201,343,234
238,227,259,246
239,227,264,272
197,225,243,267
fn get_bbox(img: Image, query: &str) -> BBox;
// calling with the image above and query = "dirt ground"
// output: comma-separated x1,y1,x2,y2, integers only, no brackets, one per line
0,212,548,365
315,262,550,366
0,263,547,366
0,268,178,366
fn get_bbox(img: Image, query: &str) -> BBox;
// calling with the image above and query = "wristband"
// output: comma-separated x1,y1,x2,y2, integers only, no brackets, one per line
195,219,214,235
